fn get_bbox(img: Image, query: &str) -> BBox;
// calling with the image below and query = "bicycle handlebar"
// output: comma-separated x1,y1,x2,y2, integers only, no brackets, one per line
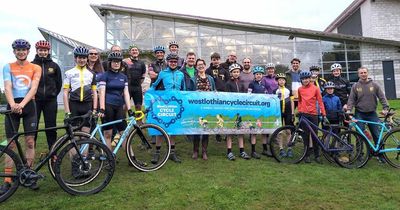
64,111,93,131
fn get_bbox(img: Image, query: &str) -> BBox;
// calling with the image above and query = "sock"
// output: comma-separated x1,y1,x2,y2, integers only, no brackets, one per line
263,144,267,150
239,147,244,153
227,148,232,154
251,144,256,152
4,167,12,183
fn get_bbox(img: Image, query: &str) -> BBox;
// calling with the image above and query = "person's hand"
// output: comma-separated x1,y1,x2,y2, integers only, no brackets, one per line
381,109,389,116
97,109,105,118
342,104,348,112
128,109,134,117
65,112,72,119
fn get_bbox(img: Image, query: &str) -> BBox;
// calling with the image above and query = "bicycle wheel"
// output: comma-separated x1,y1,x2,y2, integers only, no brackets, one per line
54,139,115,195
334,130,370,169
48,132,95,179
382,128,400,168
269,125,307,164
126,123,171,172
0,146,22,203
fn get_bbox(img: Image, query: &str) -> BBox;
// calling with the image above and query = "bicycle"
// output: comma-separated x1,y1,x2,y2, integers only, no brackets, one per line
0,110,115,203
345,109,400,168
269,113,370,168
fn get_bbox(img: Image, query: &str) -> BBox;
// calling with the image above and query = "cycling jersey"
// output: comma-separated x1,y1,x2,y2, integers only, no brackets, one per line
150,67,186,91
273,86,293,114
298,84,326,116
3,61,41,99
98,70,128,106
63,65,96,102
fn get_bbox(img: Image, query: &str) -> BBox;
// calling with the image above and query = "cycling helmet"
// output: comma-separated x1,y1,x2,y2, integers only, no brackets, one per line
128,45,139,51
166,53,179,61
324,81,335,89
331,63,342,71
299,71,312,79
275,73,286,81
229,63,241,72
309,65,321,71
153,45,165,53
12,39,31,49
73,46,89,57
108,52,123,61
35,40,51,50
168,40,179,48
253,66,265,74
266,63,275,69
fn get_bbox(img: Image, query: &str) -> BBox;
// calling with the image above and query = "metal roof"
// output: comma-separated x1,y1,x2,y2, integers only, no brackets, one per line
90,3,400,48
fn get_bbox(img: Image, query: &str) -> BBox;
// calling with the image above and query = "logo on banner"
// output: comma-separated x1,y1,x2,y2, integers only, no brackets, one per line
148,96,185,128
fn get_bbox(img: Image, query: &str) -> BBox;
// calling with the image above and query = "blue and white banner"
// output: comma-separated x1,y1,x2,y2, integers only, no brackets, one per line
144,90,282,135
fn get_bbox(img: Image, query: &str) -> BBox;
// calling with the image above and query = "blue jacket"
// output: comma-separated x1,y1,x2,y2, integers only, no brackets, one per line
323,93,342,120
248,80,267,94
150,67,186,91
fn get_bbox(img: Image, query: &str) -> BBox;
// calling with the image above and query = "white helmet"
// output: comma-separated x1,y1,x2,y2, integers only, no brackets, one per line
229,63,241,72
331,63,342,71
266,63,275,69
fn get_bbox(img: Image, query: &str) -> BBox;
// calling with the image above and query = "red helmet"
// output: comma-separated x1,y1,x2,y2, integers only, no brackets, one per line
35,40,51,50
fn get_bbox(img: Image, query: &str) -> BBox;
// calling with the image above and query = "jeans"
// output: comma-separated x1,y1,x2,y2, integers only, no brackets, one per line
354,111,381,145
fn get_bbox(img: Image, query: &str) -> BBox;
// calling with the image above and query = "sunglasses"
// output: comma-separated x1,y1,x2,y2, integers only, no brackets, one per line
168,61,178,63
89,53,98,55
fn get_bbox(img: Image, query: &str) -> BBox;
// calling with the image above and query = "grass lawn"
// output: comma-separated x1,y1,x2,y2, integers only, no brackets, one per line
1,100,400,209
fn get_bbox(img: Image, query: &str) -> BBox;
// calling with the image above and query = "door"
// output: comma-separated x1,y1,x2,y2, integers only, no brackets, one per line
382,61,396,99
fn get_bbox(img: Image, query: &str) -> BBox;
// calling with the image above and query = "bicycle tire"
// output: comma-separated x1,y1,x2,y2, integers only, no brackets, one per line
54,139,115,195
334,130,369,169
320,129,348,165
382,128,400,168
126,123,171,172
269,125,307,164
0,146,22,203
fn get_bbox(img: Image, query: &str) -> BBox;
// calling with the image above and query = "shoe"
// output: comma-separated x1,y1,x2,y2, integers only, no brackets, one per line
202,151,208,160
377,156,386,164
251,151,261,159
29,182,40,191
287,148,293,158
338,155,349,163
151,151,160,164
169,152,181,163
314,157,323,164
262,149,273,157
304,156,311,163
227,152,235,161
240,151,251,160
192,151,198,160
0,182,11,195
279,149,287,158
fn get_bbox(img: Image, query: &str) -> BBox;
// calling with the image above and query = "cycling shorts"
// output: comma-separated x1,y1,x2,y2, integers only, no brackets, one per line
5,99,37,138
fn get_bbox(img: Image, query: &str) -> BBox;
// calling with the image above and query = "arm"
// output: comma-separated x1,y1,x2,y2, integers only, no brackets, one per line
346,84,356,112
19,65,42,108
91,73,98,110
124,86,131,110
247,83,253,93
316,88,326,116
376,84,389,110
63,88,70,113
55,63,63,95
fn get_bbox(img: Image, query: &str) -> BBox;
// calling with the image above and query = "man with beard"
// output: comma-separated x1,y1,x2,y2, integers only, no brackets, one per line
240,58,254,90
221,51,243,72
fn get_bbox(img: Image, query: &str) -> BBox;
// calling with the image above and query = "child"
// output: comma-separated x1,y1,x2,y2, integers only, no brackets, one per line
247,65,267,159
322,81,342,134
298,71,326,164
225,63,249,160
273,73,295,157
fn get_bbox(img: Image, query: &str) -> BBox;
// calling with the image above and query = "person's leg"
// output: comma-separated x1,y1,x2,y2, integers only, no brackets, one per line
238,135,250,159
169,136,181,163
43,99,58,149
192,135,200,159
250,135,260,159
300,114,311,163
226,135,235,160
4,111,20,184
33,100,44,146
22,101,38,167
308,115,321,163
202,135,209,160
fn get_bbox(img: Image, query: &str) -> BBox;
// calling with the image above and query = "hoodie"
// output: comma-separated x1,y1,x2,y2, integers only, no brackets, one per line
31,54,62,100
347,79,389,113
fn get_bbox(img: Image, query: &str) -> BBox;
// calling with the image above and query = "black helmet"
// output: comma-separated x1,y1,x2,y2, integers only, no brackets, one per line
73,46,89,57
166,53,179,61
108,52,123,61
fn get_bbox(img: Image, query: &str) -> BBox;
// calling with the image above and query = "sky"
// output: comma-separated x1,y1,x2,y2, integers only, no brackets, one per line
0,0,353,71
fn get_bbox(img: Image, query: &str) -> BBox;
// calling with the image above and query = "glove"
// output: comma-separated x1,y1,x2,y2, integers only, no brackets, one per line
128,109,134,117
65,112,71,119
322,116,330,125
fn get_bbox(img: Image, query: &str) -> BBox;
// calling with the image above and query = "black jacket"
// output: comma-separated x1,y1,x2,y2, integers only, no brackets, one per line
149,59,167,84
327,75,351,106
220,59,243,72
124,57,146,90
225,77,246,93
31,55,62,100
206,64,230,91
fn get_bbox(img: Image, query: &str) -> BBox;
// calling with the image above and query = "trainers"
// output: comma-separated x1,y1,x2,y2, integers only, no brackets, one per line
338,155,349,163
29,182,40,191
151,151,160,164
304,156,311,163
0,182,11,195
279,149,287,158
169,152,181,163
227,152,235,161
314,157,323,164
377,156,386,164
251,151,261,159
240,151,251,160
262,149,273,157
287,148,293,158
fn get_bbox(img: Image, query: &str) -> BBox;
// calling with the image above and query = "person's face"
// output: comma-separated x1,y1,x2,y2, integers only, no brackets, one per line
301,77,310,86
88,50,99,62
311,70,319,76
169,45,178,53
267,67,275,76
168,59,178,69
211,58,220,66
13,48,29,60
310,76,317,83
332,69,341,77
254,73,263,81
228,53,237,62
129,47,139,57
75,56,88,67
326,88,334,94
111,46,121,53
231,69,240,78
358,68,369,80
155,51,165,60
242,59,251,70
291,61,300,71
196,61,206,73
186,55,196,67
278,78,286,86
37,48,49,58
111,60,121,70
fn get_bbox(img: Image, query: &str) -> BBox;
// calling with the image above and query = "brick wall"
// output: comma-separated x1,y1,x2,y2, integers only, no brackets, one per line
367,0,400,41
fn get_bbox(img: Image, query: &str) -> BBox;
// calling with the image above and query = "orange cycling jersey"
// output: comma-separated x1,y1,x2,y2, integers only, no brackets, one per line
298,84,326,116
2,61,41,98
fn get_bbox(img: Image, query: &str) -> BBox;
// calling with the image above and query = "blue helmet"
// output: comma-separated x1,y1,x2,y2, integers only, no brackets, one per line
12,39,31,50
108,52,123,61
153,45,165,53
73,46,89,57
252,66,265,74
299,71,312,79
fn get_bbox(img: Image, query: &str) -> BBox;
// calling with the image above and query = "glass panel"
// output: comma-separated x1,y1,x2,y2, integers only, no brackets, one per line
322,62,347,72
321,51,346,62
175,21,196,27
222,28,245,35
271,34,292,43
348,72,359,83
271,43,293,64
107,29,130,43
154,38,172,48
133,39,152,50
199,25,222,36
175,27,198,37
108,11,130,20
107,18,130,30
346,42,360,50
347,51,361,61
295,40,320,52
154,19,174,38
321,41,345,51
176,37,198,48
246,33,270,45
348,61,361,72
200,36,222,47
201,46,221,62
295,52,321,66
222,35,246,46
132,17,152,40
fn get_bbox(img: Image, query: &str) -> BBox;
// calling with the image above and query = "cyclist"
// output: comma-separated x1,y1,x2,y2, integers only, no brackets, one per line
285,58,303,106
309,65,326,94
63,46,98,134
1,39,42,192
149,45,167,84
31,40,62,149
150,53,186,163
322,81,342,134
261,63,278,94
98,52,132,150
180,52,197,89
240,57,254,90
101,45,128,74
298,71,326,164
123,45,146,114
328,63,351,109
168,41,184,68
346,67,389,163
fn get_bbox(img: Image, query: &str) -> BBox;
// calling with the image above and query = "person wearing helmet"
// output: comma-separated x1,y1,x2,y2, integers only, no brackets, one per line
150,53,186,163
123,45,146,115
273,73,295,158
322,81,342,138
225,63,250,160
240,58,254,90
328,63,351,109
101,45,128,73
149,45,167,84
261,63,278,94
168,40,184,68
180,52,197,89
1,39,42,192
247,65,267,159
63,46,97,134
298,71,326,164
97,52,133,150
285,58,303,104
309,65,326,94
31,40,62,150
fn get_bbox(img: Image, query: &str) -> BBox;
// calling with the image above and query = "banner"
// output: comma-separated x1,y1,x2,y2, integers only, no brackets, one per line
144,90,282,135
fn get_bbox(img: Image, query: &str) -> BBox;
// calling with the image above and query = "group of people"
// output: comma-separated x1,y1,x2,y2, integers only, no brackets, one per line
0,38,390,193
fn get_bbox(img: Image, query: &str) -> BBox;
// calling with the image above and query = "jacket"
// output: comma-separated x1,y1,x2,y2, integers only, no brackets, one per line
285,69,302,100
124,57,146,89
220,59,243,72
205,64,230,91
323,94,342,120
248,80,267,94
180,65,196,89
149,59,167,84
225,77,246,93
150,67,186,91
261,74,278,94
31,54,62,100
347,79,389,113
298,84,326,116
327,75,351,106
